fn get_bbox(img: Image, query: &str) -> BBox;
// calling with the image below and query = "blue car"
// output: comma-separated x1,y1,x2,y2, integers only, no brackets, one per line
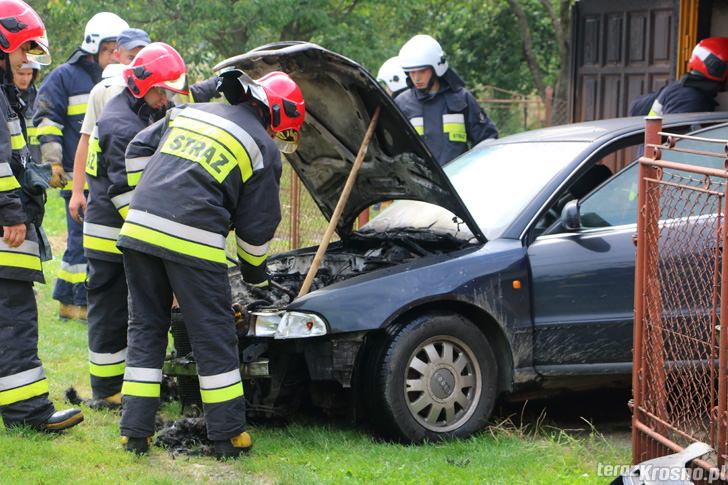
169,43,728,442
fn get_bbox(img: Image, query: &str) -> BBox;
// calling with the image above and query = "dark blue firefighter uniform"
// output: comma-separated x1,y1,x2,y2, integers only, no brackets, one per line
395,71,497,165
117,102,282,441
0,79,56,428
84,89,159,398
647,75,718,116
33,50,101,307
20,85,40,165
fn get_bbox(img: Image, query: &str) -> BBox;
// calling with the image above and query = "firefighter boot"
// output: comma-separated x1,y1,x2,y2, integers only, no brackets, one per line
214,431,252,459
121,436,153,455
41,408,84,432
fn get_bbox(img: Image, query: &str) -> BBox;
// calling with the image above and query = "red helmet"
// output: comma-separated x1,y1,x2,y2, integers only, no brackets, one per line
688,37,728,82
124,42,188,98
254,72,305,153
0,0,50,65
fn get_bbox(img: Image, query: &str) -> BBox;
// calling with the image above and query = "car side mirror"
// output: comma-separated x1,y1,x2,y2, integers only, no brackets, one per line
561,200,581,231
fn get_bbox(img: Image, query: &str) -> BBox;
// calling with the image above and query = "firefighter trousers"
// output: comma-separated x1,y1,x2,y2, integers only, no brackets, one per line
0,278,55,427
53,191,87,306
120,249,246,440
87,258,128,398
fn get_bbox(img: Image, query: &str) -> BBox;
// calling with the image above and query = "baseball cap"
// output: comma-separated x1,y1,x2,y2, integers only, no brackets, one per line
117,28,151,51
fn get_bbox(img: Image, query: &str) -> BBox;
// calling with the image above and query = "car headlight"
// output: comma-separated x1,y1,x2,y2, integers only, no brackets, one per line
250,310,283,337
275,311,328,339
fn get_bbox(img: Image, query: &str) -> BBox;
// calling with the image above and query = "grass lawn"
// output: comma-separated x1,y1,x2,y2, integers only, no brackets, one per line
0,190,632,484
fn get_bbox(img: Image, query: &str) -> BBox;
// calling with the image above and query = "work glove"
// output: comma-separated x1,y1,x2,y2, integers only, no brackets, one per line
48,162,68,188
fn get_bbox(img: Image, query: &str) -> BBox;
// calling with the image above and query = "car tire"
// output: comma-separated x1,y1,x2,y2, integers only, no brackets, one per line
370,312,498,443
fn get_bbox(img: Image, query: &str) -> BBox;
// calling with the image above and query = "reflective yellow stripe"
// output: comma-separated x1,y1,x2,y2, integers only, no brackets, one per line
86,134,100,177
0,378,48,406
89,362,125,378
83,234,122,255
36,125,63,137
121,381,160,398
170,115,253,181
11,134,26,150
118,206,129,219
57,269,86,284
27,126,39,145
161,126,241,183
127,171,142,187
200,382,244,404
237,247,267,266
0,251,42,271
67,103,87,116
120,222,226,264
0,175,20,192
443,123,466,142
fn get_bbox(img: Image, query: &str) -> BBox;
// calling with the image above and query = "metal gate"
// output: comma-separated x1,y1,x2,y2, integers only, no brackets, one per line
632,116,728,478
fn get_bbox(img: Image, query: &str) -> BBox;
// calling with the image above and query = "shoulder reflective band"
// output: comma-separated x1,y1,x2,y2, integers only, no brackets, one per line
83,221,121,255
120,209,226,264
198,369,244,404
236,236,268,266
0,238,41,271
0,366,49,406
442,113,466,142
125,156,149,187
649,99,664,117
171,108,264,182
7,118,27,150
122,366,162,398
67,94,89,116
86,127,101,177
410,117,424,135
89,347,127,378
110,191,133,219
36,118,64,137
58,261,87,284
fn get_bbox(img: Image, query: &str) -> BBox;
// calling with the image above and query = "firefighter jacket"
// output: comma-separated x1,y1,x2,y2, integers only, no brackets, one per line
0,80,47,283
117,102,282,285
395,71,498,165
84,90,162,263
647,74,718,116
20,86,40,164
33,50,101,176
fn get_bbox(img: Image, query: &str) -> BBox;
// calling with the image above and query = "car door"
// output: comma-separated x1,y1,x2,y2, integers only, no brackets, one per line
527,163,639,370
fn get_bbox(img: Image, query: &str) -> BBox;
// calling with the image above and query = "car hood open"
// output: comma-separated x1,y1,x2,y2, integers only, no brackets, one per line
213,42,485,242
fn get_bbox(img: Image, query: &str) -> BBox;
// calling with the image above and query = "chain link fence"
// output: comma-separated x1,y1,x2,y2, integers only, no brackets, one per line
632,118,728,478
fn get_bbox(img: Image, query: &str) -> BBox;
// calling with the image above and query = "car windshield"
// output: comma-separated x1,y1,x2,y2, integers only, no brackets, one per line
364,141,589,241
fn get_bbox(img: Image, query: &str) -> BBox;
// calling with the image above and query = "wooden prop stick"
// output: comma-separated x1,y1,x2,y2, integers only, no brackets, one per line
297,106,382,297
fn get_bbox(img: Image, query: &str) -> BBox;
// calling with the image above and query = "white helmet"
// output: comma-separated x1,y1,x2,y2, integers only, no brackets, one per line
377,56,408,93
81,12,129,54
399,34,448,77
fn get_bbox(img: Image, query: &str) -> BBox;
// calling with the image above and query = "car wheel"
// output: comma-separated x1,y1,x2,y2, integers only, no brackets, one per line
371,313,498,442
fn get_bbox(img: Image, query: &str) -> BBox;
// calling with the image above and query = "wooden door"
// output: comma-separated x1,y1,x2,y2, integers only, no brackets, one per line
571,0,676,123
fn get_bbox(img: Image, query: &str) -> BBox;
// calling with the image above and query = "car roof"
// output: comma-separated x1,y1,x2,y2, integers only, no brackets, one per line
489,112,728,145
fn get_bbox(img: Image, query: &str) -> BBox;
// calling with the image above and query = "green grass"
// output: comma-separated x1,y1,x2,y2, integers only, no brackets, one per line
0,190,631,484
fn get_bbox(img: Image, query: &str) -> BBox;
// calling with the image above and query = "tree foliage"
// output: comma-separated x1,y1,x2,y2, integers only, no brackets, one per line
29,0,565,101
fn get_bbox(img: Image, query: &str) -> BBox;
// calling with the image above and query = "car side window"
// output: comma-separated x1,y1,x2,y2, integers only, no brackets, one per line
579,163,639,229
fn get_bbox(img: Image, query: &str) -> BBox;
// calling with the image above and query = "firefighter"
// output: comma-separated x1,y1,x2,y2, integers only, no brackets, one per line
33,12,129,321
377,56,408,98
68,28,151,226
12,60,40,164
0,0,83,432
83,42,189,407
395,34,498,165
630,37,728,116
69,29,221,225
116,69,305,457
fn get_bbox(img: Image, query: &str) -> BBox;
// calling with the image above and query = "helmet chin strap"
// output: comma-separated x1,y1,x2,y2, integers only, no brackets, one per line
416,71,439,98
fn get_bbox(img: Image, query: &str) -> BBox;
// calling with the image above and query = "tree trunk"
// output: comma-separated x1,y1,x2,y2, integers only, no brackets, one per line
507,0,547,102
